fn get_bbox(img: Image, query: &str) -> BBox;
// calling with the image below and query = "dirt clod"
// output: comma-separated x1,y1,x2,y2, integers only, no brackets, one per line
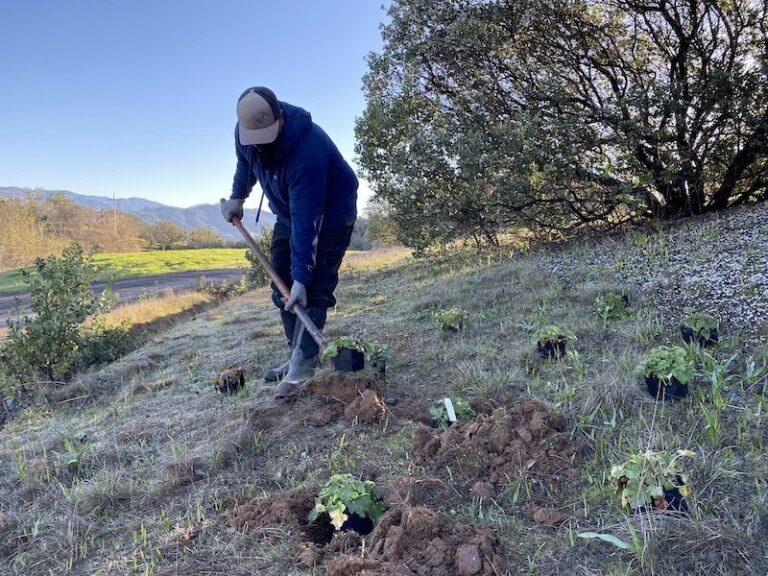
327,505,505,576
296,542,322,567
523,504,570,526
412,399,578,490
470,481,495,500
308,405,343,426
456,544,482,575
344,388,387,423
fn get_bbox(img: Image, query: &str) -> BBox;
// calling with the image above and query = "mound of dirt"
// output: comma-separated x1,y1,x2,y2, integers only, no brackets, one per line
305,373,379,404
302,373,387,424
381,476,445,508
326,506,506,576
412,399,578,492
226,488,319,534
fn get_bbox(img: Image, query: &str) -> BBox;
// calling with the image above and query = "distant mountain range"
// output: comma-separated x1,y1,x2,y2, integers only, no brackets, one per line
0,186,275,242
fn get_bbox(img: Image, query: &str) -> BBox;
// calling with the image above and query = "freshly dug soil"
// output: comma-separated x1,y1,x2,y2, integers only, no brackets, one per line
326,505,506,576
305,373,380,404
226,488,316,534
412,399,579,492
344,389,387,423
381,476,445,508
302,373,387,424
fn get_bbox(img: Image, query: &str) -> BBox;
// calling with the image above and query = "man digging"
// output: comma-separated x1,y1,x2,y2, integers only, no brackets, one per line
220,86,358,398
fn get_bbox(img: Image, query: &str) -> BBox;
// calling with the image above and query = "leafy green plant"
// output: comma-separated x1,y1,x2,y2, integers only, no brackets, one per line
321,337,390,364
636,346,695,384
531,325,576,345
308,474,385,530
244,228,274,288
683,313,719,335
1,244,105,382
429,397,476,428
53,436,89,476
610,450,695,510
595,292,632,328
433,307,467,332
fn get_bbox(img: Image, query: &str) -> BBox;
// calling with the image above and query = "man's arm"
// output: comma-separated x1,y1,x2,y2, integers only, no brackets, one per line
286,151,328,286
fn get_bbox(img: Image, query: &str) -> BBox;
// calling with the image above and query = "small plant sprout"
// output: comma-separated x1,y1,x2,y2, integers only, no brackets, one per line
429,397,476,428
320,336,389,363
433,307,468,332
308,474,385,531
610,450,695,511
595,292,632,328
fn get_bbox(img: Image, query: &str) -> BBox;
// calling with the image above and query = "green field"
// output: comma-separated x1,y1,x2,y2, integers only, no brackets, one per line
0,248,250,292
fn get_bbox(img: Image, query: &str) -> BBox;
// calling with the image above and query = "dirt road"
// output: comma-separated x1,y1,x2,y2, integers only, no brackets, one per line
0,268,245,325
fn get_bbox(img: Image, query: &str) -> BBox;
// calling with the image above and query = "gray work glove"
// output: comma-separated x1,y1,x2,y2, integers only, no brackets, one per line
220,197,245,223
283,281,307,313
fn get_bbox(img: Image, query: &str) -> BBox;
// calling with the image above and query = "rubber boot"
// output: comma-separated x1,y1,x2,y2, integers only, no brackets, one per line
274,347,318,399
263,357,290,382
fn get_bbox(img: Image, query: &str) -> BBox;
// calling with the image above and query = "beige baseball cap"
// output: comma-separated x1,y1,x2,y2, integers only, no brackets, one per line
236,87,282,145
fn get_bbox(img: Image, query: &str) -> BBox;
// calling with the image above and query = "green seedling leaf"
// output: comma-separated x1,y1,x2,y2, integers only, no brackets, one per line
578,532,632,550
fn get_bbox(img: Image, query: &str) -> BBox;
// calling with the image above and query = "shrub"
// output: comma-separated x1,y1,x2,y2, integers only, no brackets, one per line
531,325,577,345
595,292,632,327
1,245,100,382
683,313,719,335
244,228,274,288
321,337,390,364
433,308,468,332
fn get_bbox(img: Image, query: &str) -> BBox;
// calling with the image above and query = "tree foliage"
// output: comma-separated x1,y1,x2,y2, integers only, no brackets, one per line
356,0,768,251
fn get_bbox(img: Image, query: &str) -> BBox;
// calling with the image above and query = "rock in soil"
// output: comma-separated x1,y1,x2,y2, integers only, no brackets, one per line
523,504,570,526
412,398,579,491
344,388,387,423
326,505,506,576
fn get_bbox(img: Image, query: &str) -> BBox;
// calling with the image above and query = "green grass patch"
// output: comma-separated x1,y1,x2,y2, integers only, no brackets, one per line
0,249,250,292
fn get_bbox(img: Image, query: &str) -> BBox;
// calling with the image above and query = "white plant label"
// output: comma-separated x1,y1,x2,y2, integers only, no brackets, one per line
443,397,457,423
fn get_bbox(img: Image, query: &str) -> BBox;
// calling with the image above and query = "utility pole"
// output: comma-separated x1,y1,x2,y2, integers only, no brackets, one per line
113,191,117,252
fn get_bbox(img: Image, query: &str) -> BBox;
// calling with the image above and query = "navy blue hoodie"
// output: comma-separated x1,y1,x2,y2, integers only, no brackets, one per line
231,102,358,285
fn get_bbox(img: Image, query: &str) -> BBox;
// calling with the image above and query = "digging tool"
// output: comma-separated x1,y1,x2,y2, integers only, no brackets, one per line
231,216,326,354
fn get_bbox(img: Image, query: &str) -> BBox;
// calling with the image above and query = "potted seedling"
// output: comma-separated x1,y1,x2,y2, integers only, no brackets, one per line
434,307,468,332
366,341,391,379
595,292,632,328
213,367,245,395
680,313,720,347
532,325,576,359
308,473,386,536
636,346,694,401
321,337,367,372
429,396,476,428
610,450,695,513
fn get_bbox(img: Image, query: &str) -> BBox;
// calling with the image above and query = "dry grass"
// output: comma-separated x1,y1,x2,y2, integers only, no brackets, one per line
101,289,214,328
0,221,767,575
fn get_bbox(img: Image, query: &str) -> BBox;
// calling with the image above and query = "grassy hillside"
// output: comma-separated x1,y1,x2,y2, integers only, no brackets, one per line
0,209,766,575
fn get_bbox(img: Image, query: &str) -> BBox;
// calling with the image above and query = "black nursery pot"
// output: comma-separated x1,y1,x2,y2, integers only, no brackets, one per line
645,374,688,401
334,348,365,372
660,477,689,513
537,338,567,359
340,511,374,535
680,324,719,347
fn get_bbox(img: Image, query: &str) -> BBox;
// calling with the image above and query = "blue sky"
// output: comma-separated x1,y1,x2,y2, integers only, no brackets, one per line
0,0,388,210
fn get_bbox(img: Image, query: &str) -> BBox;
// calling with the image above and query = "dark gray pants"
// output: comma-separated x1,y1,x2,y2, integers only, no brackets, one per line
270,220,354,358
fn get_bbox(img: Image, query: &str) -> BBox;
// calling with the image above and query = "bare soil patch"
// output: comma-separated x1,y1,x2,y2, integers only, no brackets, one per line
326,505,506,576
303,373,387,424
412,399,579,492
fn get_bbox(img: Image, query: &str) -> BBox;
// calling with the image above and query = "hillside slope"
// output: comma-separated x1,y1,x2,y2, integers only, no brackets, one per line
0,206,766,575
